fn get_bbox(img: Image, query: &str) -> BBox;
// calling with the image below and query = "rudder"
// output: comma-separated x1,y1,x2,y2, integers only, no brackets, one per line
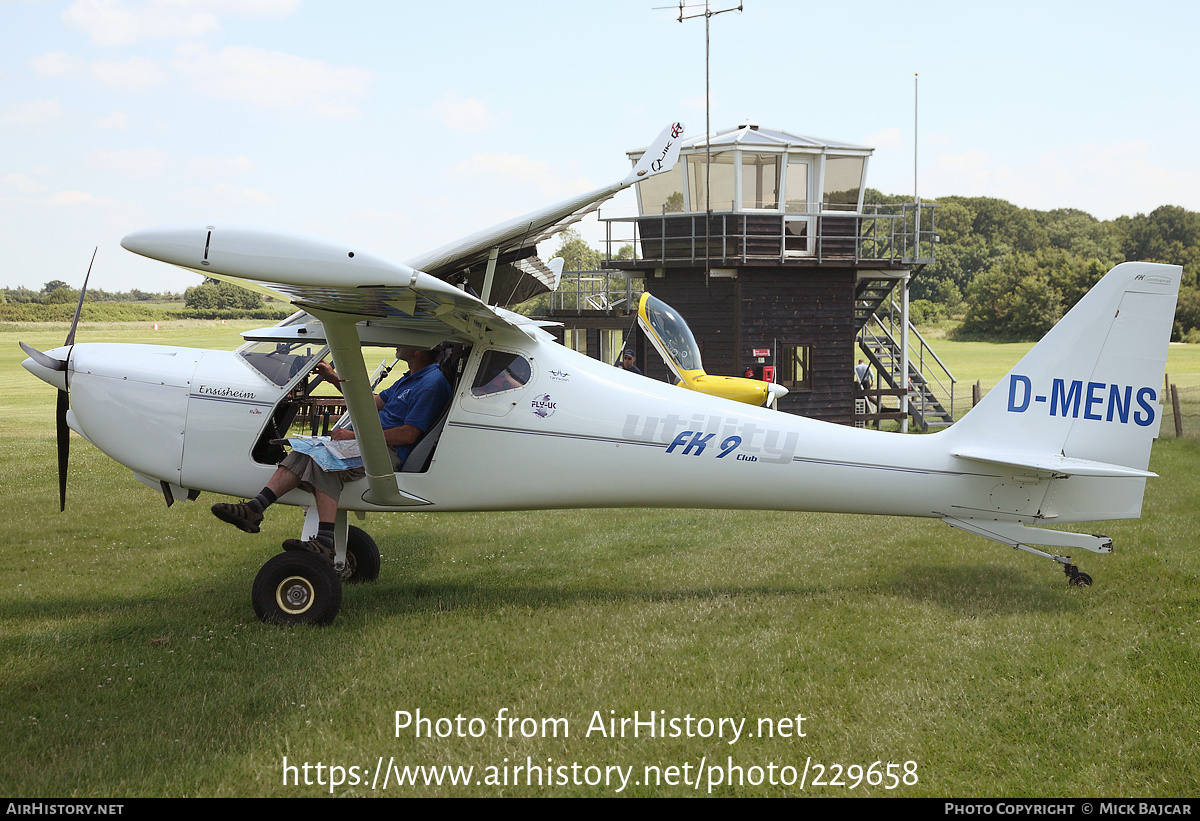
947,261,1181,475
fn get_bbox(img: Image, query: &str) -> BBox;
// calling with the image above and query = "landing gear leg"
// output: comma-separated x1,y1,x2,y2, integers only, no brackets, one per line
1012,543,1095,587
298,507,380,583
941,518,1106,588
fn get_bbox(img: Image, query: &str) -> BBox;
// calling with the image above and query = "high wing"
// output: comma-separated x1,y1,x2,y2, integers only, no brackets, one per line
119,122,684,507
406,121,684,304
121,121,684,336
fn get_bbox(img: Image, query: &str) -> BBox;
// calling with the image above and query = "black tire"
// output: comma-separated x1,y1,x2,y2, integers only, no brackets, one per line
343,526,380,584
1069,572,1093,587
253,552,342,625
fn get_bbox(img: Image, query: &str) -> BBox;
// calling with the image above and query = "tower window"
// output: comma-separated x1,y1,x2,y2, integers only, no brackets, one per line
781,344,812,391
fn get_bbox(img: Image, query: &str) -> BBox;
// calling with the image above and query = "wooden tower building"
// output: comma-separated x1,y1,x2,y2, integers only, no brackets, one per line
549,123,950,428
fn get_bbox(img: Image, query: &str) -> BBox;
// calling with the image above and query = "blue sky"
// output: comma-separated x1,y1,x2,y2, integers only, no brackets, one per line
3,0,1198,292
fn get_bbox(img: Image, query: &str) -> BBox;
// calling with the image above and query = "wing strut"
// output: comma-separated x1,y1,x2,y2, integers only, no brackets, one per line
308,309,408,506
480,246,500,305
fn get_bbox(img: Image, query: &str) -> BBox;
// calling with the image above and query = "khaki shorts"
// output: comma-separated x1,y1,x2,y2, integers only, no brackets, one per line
278,452,366,501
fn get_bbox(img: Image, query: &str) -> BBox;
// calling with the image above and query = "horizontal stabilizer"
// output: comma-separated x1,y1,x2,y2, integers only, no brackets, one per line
952,448,1156,479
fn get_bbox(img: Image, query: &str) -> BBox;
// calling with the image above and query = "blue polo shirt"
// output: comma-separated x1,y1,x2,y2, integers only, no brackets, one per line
376,363,452,465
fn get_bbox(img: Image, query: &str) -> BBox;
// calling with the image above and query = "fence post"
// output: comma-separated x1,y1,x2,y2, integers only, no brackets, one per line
972,380,981,407
1171,383,1183,438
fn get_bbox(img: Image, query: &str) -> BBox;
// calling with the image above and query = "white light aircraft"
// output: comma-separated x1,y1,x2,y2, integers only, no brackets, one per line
20,122,1181,626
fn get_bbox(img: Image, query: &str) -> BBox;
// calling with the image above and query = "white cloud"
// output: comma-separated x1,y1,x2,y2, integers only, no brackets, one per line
31,51,84,77
64,0,217,46
85,146,173,177
89,56,168,92
0,98,64,127
427,91,499,134
173,183,274,207
452,152,543,182
62,0,298,46
33,50,167,93
4,172,49,195
45,190,121,207
923,142,1198,219
861,127,904,151
450,152,594,203
185,155,254,176
172,44,373,119
927,149,1015,191
97,111,128,130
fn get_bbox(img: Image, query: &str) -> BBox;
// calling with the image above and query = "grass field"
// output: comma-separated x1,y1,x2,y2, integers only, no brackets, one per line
3,321,1199,797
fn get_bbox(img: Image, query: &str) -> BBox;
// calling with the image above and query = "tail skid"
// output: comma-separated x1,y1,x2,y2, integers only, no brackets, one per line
941,261,1181,583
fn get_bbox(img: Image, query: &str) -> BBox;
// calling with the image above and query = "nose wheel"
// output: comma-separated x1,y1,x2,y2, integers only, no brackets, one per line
252,552,342,625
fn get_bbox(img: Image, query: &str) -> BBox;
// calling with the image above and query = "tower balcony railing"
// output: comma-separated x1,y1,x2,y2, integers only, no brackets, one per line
601,201,937,267
547,271,641,315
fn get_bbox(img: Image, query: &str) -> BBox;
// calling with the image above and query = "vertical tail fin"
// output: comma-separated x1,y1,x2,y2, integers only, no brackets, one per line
948,261,1180,476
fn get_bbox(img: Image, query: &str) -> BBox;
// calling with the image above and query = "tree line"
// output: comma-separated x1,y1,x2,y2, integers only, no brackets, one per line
0,278,290,321
866,191,1200,341
1,280,183,305
7,201,1200,339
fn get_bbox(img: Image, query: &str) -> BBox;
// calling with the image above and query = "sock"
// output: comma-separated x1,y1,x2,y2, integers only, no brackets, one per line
247,487,278,514
316,522,335,549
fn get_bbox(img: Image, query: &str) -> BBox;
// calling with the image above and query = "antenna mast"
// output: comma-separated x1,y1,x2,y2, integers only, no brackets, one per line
674,0,742,280
914,72,919,202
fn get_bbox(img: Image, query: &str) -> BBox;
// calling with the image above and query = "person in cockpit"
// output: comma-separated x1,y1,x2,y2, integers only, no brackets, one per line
210,346,451,560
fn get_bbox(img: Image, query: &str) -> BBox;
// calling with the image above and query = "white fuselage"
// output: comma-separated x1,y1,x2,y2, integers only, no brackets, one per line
54,334,1070,525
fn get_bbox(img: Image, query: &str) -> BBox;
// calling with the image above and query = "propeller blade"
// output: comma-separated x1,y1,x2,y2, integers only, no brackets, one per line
18,341,66,372
52,246,95,513
64,247,96,348
56,389,69,512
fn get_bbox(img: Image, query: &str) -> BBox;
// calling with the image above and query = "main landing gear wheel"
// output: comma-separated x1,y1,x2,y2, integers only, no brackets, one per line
343,526,380,584
253,552,343,625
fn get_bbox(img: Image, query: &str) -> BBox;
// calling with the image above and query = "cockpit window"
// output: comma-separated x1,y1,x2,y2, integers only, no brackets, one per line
236,312,325,386
641,294,703,374
239,340,324,386
471,351,531,396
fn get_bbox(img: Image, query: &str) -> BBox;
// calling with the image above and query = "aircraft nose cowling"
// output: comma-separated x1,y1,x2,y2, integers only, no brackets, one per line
65,343,200,485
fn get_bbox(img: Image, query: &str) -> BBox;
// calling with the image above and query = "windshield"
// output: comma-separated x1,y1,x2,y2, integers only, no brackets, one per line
236,313,325,387
640,293,703,376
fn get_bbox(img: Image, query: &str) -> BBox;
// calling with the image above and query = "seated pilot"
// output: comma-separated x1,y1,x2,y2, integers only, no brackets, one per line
211,346,452,559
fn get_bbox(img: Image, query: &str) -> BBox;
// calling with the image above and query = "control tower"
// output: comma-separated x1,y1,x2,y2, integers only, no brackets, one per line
555,122,950,428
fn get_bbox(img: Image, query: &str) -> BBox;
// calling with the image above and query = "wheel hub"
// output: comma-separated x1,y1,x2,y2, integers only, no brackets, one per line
276,575,315,614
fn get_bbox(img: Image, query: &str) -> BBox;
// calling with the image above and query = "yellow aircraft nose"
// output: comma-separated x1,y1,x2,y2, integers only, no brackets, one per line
687,373,784,407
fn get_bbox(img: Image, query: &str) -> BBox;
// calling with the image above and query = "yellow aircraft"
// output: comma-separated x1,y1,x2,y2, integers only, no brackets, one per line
637,292,788,407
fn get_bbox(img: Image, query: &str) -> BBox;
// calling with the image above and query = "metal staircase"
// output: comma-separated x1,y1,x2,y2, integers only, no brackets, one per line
853,275,902,329
855,277,957,431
